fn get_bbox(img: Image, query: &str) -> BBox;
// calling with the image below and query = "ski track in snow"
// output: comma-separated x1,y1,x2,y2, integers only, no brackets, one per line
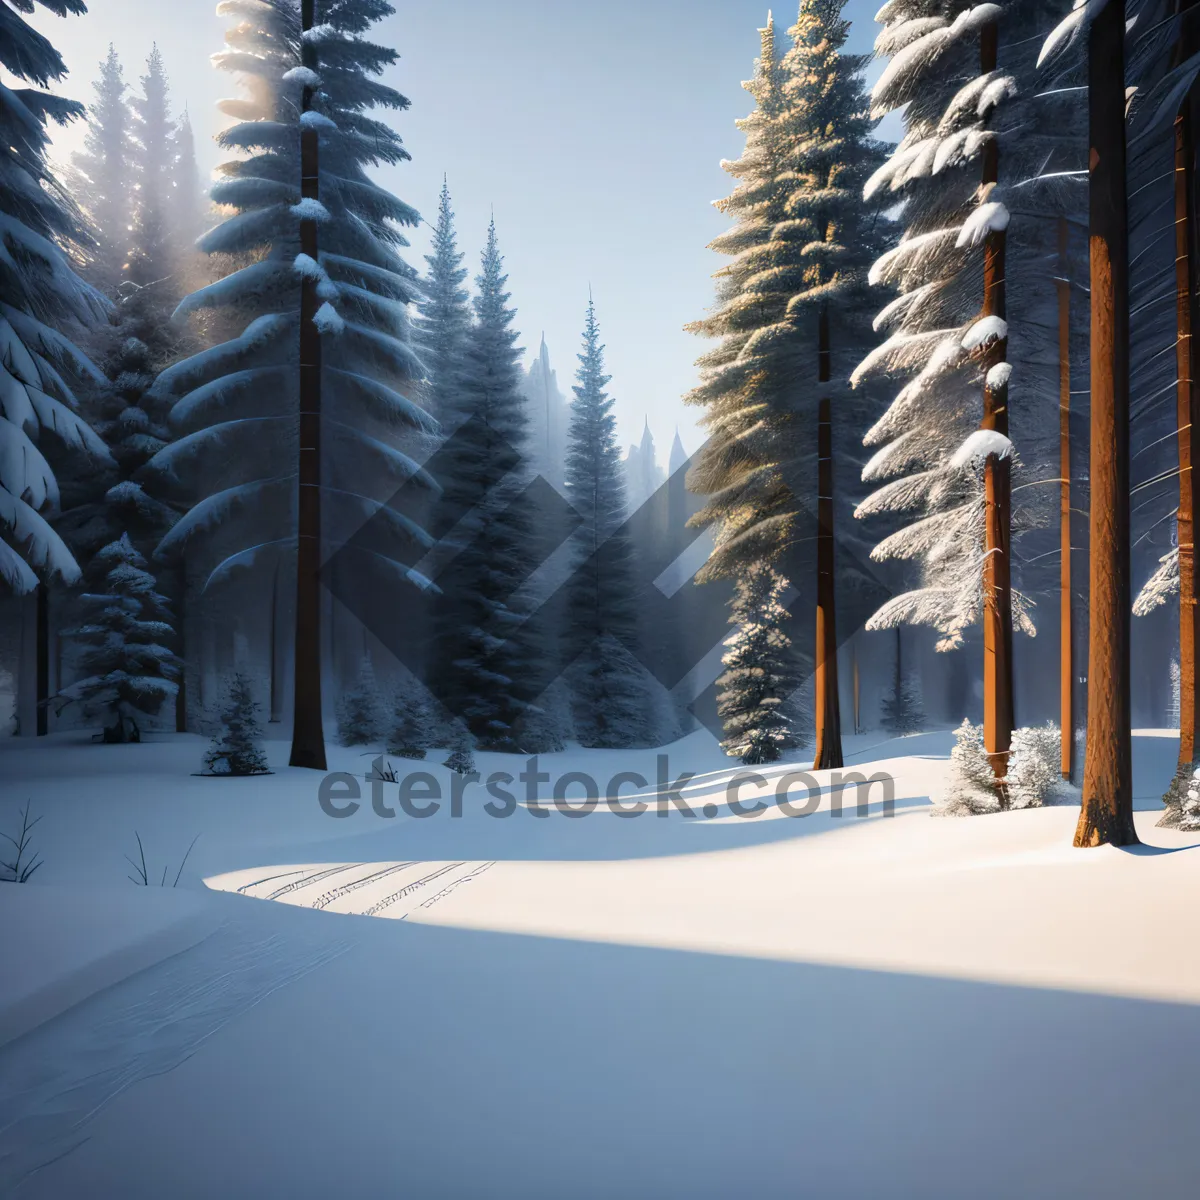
229,859,497,919
0,914,353,1194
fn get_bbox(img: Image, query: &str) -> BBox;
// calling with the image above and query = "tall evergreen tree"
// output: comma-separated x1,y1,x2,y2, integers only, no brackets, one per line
414,179,470,428
171,107,206,265
853,0,1082,781
128,46,177,293
1039,0,1138,845
0,1,110,601
146,0,435,761
430,220,538,751
67,44,132,296
563,298,647,747
685,6,888,760
58,46,192,733
776,0,891,768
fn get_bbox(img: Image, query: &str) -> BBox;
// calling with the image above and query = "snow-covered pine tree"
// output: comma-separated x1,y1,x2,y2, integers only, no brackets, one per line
56,533,179,742
685,16,791,585
442,720,476,775
413,179,470,429
57,47,194,732
146,0,436,752
202,671,270,775
562,298,647,748
0,0,111,651
66,44,132,296
684,6,889,763
128,47,178,293
429,219,539,752
337,654,383,746
387,667,434,759
65,45,189,561
170,107,206,275
716,565,799,764
778,0,892,768
852,0,1081,777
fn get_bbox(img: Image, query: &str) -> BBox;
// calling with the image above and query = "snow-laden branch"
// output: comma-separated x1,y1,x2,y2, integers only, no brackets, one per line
950,429,1014,468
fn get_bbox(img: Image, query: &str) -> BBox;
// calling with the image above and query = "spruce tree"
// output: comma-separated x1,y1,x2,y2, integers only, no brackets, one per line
0,0,111,600
337,655,384,746
414,179,470,428
684,7,889,760
58,47,190,733
128,47,177,292
430,220,539,751
146,0,436,753
202,672,270,775
442,720,476,775
387,667,434,759
716,566,798,764
853,0,1082,777
563,298,647,747
67,44,133,296
170,108,206,266
56,534,179,742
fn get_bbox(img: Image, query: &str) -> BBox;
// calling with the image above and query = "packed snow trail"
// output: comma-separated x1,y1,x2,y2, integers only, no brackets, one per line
0,908,352,1194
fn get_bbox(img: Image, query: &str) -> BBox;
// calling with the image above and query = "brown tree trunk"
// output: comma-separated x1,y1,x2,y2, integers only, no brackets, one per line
290,0,326,770
1058,216,1073,779
36,583,48,735
1077,0,1138,847
1174,9,1200,781
979,22,1014,786
813,303,843,769
852,641,861,736
270,560,282,723
175,562,187,733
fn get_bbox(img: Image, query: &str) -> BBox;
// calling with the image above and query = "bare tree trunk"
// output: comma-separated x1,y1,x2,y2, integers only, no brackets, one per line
289,0,326,770
1058,216,1073,779
175,562,187,733
1077,0,1138,847
979,21,1014,787
270,560,281,723
36,583,48,736
813,304,843,769
852,640,861,736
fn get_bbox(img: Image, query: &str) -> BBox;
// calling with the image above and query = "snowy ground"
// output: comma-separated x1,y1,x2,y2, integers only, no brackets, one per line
2,727,1199,1197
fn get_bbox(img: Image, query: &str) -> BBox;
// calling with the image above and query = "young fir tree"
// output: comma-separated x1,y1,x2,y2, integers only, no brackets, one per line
202,672,270,775
413,179,470,429
443,721,477,776
387,667,434,759
430,220,539,752
337,655,384,746
563,298,647,747
684,7,888,763
0,0,111,600
146,0,436,756
56,534,179,742
67,44,133,296
852,0,1081,780
717,565,798,764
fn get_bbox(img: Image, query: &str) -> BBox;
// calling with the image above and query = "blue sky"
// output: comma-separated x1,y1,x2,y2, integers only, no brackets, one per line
32,0,887,460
